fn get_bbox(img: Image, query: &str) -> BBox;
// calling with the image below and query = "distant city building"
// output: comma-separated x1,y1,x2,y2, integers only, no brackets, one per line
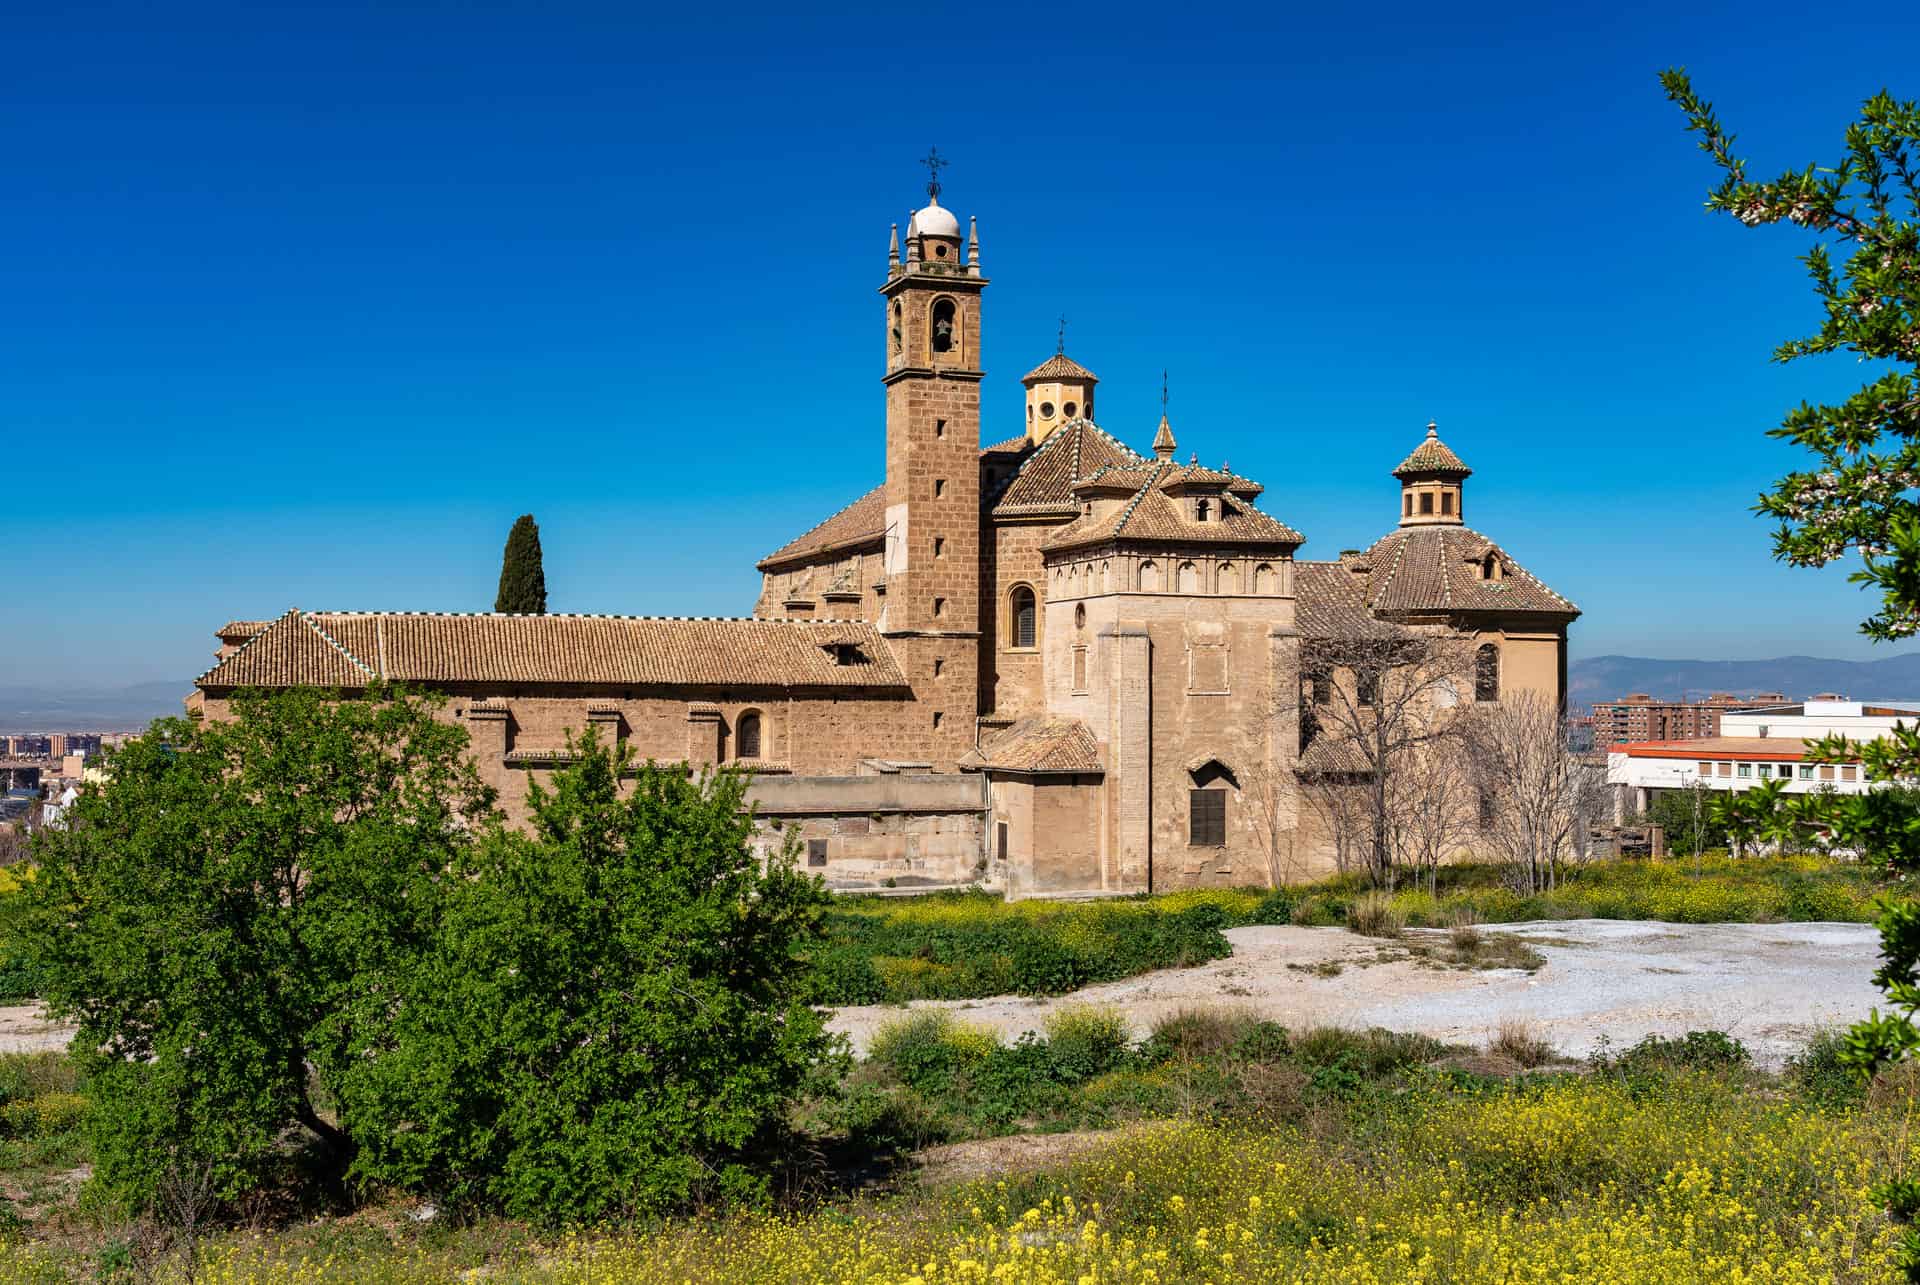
1606,697,1918,819
1591,692,1788,744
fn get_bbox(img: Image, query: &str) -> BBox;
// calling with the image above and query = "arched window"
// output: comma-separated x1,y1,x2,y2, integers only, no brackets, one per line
1253,563,1273,593
1177,561,1199,592
931,299,956,354
1481,553,1500,581
1217,562,1239,594
890,301,902,355
1138,560,1159,591
736,711,762,759
1010,585,1037,648
1188,761,1236,847
1474,644,1500,702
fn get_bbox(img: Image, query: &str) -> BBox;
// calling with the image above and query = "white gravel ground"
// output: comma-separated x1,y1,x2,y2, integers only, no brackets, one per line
827,919,1884,1067
0,920,1883,1069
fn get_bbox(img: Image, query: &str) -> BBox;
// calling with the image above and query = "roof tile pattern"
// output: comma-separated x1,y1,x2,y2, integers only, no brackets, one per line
1020,353,1099,384
1041,461,1304,553
1393,425,1472,478
199,611,909,690
993,420,1142,515
1295,525,1578,625
757,485,886,569
960,716,1103,774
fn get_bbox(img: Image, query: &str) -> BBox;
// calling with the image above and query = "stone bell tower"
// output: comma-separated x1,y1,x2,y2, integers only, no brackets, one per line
878,150,987,766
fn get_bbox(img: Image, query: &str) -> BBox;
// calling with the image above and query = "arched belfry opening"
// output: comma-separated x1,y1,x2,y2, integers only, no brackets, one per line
931,299,956,354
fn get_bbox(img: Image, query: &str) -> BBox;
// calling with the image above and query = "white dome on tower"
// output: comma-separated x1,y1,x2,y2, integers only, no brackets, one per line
909,198,960,239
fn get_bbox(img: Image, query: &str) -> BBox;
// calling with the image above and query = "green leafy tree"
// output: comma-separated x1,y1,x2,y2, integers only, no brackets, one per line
1664,70,1920,1272
344,733,832,1224
23,688,493,1210
494,514,548,614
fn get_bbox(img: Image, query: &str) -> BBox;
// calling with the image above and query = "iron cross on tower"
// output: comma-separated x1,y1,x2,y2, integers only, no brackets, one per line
922,146,947,201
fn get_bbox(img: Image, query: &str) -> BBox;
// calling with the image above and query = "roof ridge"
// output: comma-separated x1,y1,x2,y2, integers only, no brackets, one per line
758,483,883,563
1111,462,1171,537
192,605,302,684
298,610,883,623
299,612,379,679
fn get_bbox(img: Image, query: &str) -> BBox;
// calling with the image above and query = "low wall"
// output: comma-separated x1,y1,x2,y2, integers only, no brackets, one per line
746,773,988,890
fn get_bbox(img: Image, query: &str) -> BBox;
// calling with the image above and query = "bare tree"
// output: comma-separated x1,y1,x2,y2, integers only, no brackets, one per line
1390,739,1479,895
1466,690,1604,894
1299,630,1476,889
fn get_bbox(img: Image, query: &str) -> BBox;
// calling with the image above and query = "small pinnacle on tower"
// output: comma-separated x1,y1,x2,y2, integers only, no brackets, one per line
1153,369,1178,460
888,222,900,270
1427,419,1439,437
967,215,979,271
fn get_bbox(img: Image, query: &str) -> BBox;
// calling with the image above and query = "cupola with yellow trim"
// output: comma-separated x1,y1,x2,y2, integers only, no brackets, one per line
1021,351,1097,444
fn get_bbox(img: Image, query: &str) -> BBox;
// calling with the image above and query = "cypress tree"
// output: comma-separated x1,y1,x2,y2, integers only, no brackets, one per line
494,515,548,614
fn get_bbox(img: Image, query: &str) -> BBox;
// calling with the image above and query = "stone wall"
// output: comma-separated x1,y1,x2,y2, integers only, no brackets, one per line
746,771,987,889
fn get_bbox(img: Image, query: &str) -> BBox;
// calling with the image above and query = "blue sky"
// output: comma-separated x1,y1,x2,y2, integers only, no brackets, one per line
4,0,1918,686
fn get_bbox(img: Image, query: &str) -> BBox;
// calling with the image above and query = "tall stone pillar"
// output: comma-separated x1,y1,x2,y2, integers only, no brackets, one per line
1107,625,1153,891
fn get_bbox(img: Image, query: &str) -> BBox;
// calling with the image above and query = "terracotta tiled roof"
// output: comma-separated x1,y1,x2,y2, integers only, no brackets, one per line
993,420,1143,515
960,716,1103,774
1041,461,1305,554
215,620,272,641
1298,736,1372,775
1360,525,1577,617
198,610,909,691
762,435,1049,570
1293,561,1399,639
1615,737,1824,760
1021,353,1098,384
1393,424,1472,478
757,485,886,570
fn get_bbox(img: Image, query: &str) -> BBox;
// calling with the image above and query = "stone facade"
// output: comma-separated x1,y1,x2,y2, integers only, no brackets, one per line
194,177,1580,897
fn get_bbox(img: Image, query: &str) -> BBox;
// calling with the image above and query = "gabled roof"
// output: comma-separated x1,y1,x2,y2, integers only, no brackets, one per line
992,420,1143,516
960,716,1103,775
757,485,887,570
1393,424,1472,479
1021,353,1098,385
198,611,910,691
1297,524,1578,622
1293,561,1400,639
1040,460,1305,554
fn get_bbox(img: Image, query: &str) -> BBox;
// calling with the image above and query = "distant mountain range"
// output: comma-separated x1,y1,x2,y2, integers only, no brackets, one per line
1569,654,1920,707
0,681,190,734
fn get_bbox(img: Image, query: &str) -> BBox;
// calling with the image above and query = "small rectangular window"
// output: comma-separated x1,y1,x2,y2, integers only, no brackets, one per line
1419,492,1434,514
1820,764,1835,781
933,597,946,617
935,418,946,438
806,839,828,867
1356,669,1379,706
996,821,1008,860
1798,764,1814,780
1073,646,1088,691
1404,493,1413,516
1441,492,1454,515
1737,763,1752,778
934,536,945,558
1697,761,1712,776
1717,762,1731,777
1189,789,1226,847
934,478,946,498
1842,765,1858,782
932,711,944,729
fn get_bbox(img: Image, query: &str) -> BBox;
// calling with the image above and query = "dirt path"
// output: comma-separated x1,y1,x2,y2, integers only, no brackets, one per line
827,919,1884,1067
0,1004,71,1054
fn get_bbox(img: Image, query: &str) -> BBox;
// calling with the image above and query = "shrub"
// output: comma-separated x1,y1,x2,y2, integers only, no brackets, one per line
1141,1007,1263,1063
1448,908,1483,952
1488,1019,1558,1069
1347,891,1406,938
1592,1030,1752,1078
1788,1029,1867,1110
343,738,834,1225
0,1091,84,1140
1251,889,1296,925
869,1012,999,1094
1043,1008,1132,1083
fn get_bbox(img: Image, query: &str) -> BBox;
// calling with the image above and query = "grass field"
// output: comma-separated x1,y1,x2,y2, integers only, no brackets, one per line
0,1017,1903,1283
